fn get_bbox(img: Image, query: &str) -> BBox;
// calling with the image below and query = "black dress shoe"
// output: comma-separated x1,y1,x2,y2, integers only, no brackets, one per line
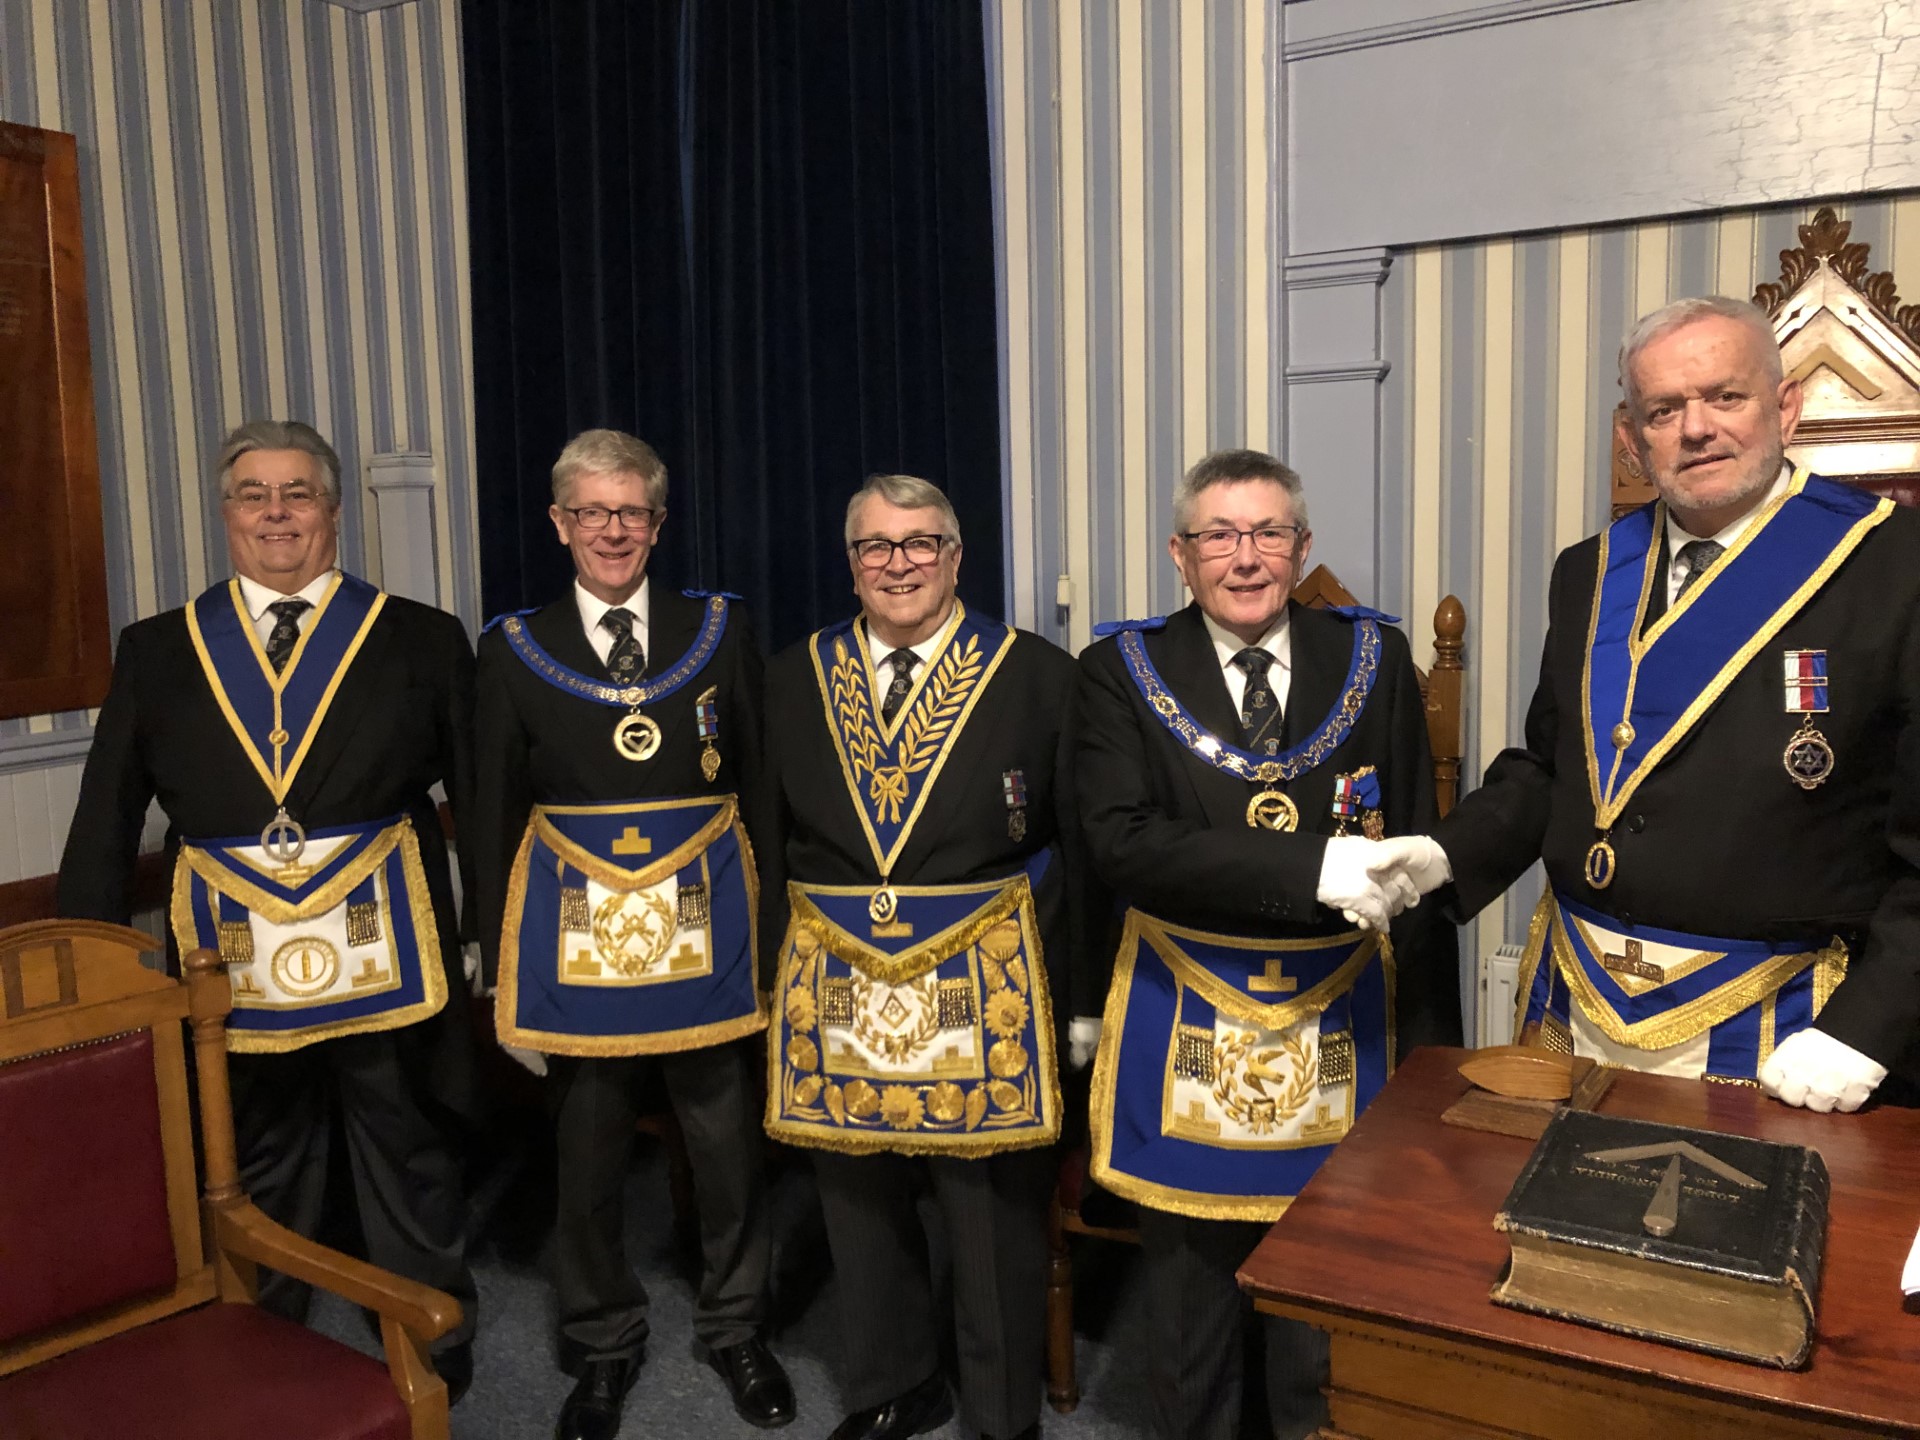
827,1370,953,1440
706,1336,796,1428
435,1342,473,1406
554,1354,642,1440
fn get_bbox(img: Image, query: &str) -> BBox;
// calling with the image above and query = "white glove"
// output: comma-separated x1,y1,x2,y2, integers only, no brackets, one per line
1070,1016,1103,1071
1316,838,1414,932
462,942,488,997
1366,835,1452,899
502,1043,548,1078
1759,1028,1885,1113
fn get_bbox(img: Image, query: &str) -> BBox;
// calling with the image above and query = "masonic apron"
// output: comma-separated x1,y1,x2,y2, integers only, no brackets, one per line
766,605,1061,1156
1519,469,1886,1081
169,574,448,1053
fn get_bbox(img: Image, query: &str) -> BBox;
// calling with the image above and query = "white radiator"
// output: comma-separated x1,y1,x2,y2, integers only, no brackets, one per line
1475,943,1526,1048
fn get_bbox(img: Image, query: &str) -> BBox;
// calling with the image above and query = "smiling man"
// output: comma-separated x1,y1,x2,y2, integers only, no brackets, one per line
470,429,792,1438
1374,295,1920,1113
58,419,479,1398
760,474,1082,1440
1071,448,1457,1440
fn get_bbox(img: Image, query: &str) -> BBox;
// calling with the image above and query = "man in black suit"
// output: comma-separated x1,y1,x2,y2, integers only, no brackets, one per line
471,429,793,1438
1071,448,1457,1440
1374,296,1920,1112
57,419,477,1396
761,474,1078,1440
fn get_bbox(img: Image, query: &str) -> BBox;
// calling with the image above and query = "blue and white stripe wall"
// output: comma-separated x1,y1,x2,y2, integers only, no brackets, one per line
0,0,478,886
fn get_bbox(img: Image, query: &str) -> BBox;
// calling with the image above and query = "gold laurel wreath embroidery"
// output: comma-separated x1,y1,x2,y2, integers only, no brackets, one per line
850,973,942,1063
829,634,987,825
1211,1030,1317,1136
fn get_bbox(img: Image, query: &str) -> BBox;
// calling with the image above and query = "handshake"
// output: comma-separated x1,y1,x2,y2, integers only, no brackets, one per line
1314,835,1452,932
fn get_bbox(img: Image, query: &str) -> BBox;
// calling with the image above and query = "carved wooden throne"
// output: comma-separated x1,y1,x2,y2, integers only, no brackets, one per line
1613,206,1920,514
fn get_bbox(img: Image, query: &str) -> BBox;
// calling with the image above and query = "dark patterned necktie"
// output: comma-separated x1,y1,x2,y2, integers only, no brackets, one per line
602,607,644,685
1234,647,1283,756
880,648,918,724
1673,539,1725,600
264,599,311,674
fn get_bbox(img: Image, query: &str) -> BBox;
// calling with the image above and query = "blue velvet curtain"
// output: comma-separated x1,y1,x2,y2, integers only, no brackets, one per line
463,0,1006,648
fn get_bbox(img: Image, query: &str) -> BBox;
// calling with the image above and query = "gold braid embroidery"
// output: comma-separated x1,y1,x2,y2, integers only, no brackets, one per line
831,635,987,825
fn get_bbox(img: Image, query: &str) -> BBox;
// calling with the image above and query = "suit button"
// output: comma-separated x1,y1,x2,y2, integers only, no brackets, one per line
1627,814,1645,833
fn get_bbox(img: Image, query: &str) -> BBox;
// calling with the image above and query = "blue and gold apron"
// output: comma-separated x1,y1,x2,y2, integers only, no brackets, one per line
174,574,446,1052
1515,892,1847,1082
496,797,765,1055
1091,911,1393,1222
172,816,445,1052
766,604,1059,1155
486,592,761,1054
767,858,1059,1155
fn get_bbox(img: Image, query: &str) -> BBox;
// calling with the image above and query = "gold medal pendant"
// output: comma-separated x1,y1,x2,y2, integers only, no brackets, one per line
868,885,900,924
700,744,722,782
1783,720,1835,790
1246,790,1299,832
1584,838,1617,890
613,711,662,762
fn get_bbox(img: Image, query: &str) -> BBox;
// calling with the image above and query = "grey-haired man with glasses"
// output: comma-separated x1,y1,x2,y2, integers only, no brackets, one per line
759,474,1086,1440
471,428,793,1438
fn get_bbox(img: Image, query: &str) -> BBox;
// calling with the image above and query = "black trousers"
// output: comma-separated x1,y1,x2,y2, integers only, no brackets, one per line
813,1146,1054,1438
228,1029,476,1349
549,1040,770,1361
1136,1207,1329,1440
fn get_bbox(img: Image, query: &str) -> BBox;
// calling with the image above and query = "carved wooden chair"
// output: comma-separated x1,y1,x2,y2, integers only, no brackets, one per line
0,920,461,1440
1044,575,1468,1411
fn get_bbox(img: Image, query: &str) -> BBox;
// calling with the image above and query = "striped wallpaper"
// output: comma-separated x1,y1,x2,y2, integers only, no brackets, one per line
0,0,477,885
1380,191,1920,946
985,0,1280,653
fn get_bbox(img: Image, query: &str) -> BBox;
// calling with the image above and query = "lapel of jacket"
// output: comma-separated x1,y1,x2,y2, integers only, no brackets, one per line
645,587,702,683
532,590,614,682
1150,604,1254,831
1280,602,1353,824
281,602,400,815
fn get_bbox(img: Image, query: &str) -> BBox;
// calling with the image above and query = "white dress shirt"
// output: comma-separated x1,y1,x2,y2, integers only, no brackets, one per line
1662,463,1792,608
1200,609,1293,719
864,608,954,682
575,577,651,669
236,570,338,645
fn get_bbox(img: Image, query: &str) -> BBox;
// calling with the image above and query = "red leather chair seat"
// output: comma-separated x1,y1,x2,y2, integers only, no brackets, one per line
0,1302,409,1440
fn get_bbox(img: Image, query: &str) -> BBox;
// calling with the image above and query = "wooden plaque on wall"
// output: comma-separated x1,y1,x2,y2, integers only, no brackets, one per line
0,121,109,719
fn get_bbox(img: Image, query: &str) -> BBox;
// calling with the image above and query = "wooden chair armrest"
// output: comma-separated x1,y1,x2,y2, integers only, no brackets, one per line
211,1201,461,1342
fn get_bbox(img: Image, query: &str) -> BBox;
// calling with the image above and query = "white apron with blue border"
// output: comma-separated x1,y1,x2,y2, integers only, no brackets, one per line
1088,607,1397,1220
1535,469,1884,1080
169,573,447,1052
765,603,1061,1155
487,594,767,1056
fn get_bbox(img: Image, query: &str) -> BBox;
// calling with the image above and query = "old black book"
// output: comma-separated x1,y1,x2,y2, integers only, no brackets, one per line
1491,1108,1829,1368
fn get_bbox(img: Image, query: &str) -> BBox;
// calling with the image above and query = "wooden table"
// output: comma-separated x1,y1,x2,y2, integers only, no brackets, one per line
1238,1047,1920,1439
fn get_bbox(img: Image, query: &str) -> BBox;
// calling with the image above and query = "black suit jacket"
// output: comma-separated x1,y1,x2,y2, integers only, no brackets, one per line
1434,498,1920,1070
56,582,478,1104
471,585,769,986
761,619,1085,1028
1072,601,1460,1047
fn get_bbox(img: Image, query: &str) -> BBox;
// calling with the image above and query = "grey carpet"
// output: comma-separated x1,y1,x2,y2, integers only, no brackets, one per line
311,1137,1159,1439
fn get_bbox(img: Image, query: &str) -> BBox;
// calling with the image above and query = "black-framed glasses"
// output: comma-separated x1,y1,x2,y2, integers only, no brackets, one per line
1178,524,1306,560
848,534,950,569
565,504,657,531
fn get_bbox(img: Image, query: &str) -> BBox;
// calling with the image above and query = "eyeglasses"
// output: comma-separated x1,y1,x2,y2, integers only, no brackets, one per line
565,505,658,531
1178,525,1306,560
849,534,950,569
225,483,324,511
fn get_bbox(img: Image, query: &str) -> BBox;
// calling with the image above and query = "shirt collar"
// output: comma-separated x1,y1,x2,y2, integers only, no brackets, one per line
1665,461,1793,554
865,604,957,668
1200,605,1291,675
575,576,650,640
236,569,337,621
